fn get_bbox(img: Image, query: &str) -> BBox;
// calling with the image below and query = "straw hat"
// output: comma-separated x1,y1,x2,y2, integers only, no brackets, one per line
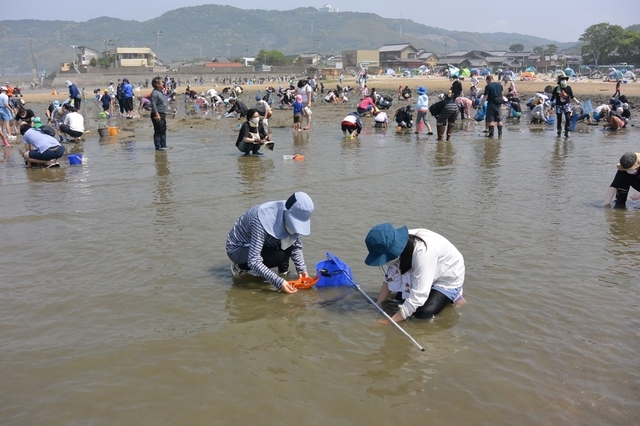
617,152,640,171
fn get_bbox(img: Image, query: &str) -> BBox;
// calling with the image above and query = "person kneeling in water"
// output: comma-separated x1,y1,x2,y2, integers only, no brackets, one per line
604,152,640,208
364,223,465,321
226,192,314,293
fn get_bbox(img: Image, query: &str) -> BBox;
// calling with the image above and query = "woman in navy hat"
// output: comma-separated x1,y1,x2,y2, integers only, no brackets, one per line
226,192,314,293
364,223,465,321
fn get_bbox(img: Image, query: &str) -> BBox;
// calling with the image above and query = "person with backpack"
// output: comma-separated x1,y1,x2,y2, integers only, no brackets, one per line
21,123,65,168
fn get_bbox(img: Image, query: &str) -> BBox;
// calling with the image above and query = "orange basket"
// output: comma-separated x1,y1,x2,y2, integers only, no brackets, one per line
288,276,319,289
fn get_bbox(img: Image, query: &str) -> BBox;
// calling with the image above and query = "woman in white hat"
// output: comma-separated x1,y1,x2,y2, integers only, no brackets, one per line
364,223,465,321
604,152,640,207
226,192,314,293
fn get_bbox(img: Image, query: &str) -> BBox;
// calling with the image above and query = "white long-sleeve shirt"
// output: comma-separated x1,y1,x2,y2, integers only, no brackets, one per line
393,229,465,319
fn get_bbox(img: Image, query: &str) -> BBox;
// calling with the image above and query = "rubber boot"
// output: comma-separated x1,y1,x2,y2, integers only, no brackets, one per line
497,126,503,138
436,124,445,140
446,125,452,141
486,125,494,138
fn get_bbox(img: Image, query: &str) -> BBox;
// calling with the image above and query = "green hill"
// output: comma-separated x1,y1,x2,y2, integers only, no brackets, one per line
0,5,578,74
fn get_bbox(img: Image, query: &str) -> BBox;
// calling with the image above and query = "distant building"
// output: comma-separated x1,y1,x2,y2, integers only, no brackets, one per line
319,3,338,12
204,57,243,68
114,47,157,67
378,43,419,69
341,50,379,70
297,53,323,65
77,46,99,66
417,51,439,67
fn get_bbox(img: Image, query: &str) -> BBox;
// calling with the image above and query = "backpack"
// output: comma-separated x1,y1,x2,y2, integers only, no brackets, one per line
116,83,124,99
38,125,56,137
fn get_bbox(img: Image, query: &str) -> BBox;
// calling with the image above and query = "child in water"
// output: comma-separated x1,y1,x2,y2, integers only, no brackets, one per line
292,95,304,131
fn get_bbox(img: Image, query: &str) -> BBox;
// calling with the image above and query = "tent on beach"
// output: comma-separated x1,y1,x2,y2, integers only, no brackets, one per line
564,67,575,77
607,68,623,81
521,71,536,80
447,66,460,78
460,68,471,77
525,67,537,73
479,68,491,76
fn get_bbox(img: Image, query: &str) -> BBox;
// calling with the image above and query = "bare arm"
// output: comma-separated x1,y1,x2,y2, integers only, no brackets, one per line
604,187,617,205
376,282,391,305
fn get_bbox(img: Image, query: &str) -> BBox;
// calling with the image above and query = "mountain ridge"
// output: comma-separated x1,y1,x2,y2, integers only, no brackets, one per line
0,5,577,74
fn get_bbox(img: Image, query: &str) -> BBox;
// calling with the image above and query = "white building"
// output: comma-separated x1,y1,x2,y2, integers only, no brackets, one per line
319,4,338,12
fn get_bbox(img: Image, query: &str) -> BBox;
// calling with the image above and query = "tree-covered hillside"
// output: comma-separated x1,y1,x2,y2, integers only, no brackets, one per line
1,5,579,74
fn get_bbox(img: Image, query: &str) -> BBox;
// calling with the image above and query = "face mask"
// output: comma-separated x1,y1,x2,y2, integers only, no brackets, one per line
250,117,260,124
560,82,568,88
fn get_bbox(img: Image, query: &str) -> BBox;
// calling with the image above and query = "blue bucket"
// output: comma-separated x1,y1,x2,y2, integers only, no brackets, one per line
68,154,83,165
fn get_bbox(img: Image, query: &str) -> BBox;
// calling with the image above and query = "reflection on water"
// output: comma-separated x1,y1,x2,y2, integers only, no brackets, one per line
547,138,572,187
153,151,176,227
236,156,275,194
432,139,455,168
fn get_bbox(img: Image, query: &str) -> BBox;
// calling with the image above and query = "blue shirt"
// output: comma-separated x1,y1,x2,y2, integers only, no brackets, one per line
23,128,60,153
292,101,304,115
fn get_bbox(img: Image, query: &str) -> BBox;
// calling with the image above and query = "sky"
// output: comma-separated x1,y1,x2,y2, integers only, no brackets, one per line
5,1,639,43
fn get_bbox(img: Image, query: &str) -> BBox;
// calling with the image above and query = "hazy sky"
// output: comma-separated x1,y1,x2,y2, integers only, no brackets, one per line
5,1,639,43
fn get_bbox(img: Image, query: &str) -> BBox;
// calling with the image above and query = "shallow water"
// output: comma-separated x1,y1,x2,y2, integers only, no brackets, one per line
1,102,639,424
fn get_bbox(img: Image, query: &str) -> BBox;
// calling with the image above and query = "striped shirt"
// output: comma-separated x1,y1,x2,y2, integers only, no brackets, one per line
226,205,306,290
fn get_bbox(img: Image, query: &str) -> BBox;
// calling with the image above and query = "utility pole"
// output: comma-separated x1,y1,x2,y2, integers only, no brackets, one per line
153,30,162,65
226,43,231,59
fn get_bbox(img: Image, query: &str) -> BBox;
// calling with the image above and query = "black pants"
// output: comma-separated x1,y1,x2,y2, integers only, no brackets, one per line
556,111,571,133
151,113,167,150
396,288,452,319
238,245,294,273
